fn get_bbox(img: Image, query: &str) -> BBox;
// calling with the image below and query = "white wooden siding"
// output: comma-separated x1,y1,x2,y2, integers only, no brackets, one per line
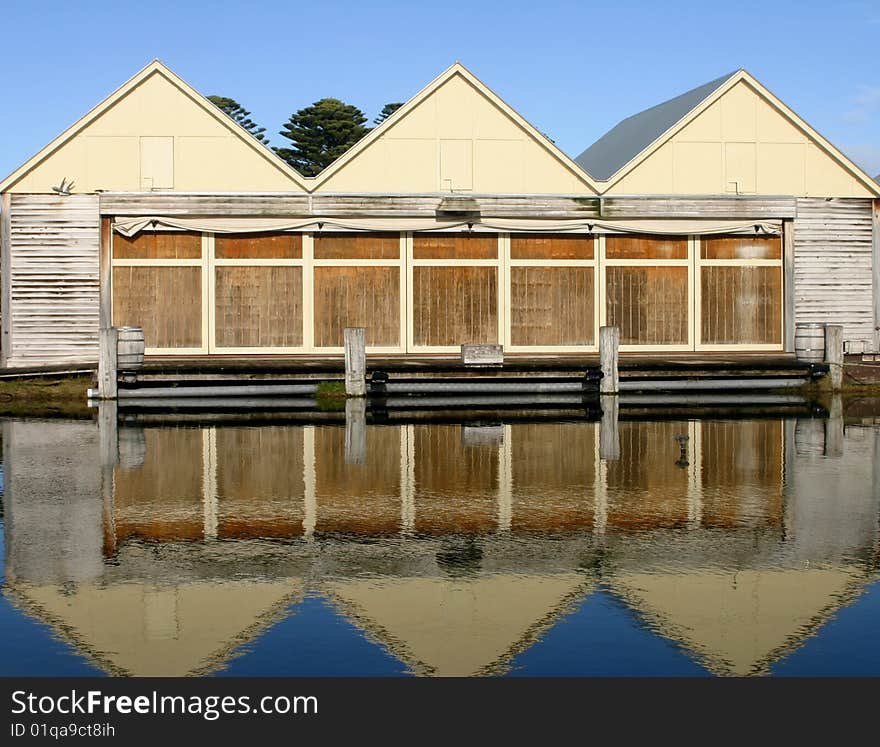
3,194,100,366
794,198,876,350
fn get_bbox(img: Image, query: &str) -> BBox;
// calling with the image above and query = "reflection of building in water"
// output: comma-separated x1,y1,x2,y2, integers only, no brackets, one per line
107,419,788,541
15,579,302,677
2,421,103,585
1,415,878,676
611,567,863,676
326,574,591,676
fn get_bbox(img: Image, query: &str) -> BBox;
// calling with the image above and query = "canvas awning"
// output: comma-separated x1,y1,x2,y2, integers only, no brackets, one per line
112,215,782,237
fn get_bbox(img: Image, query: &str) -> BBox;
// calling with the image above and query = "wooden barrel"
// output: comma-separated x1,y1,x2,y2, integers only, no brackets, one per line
795,323,825,362
116,326,145,371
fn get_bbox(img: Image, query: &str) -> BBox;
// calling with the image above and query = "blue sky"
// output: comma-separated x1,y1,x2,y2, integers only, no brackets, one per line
1,0,878,178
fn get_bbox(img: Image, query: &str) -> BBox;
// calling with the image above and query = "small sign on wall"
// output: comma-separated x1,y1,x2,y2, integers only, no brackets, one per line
461,343,503,366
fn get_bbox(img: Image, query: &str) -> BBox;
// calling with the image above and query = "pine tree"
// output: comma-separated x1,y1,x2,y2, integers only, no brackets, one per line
274,98,370,176
374,102,403,125
207,95,269,144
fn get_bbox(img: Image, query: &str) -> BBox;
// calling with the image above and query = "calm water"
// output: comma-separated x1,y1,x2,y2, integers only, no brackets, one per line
1,406,879,677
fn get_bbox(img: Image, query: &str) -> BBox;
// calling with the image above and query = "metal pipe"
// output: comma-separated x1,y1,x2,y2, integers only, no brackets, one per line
619,393,808,406
374,394,593,409
115,396,320,409
381,380,587,394
618,377,808,392
117,384,318,399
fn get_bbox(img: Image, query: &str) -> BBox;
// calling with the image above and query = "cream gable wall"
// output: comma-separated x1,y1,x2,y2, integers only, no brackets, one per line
316,73,593,194
608,80,875,197
7,70,302,193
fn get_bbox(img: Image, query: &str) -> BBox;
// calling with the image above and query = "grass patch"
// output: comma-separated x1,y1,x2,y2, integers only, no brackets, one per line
0,374,93,418
315,380,348,411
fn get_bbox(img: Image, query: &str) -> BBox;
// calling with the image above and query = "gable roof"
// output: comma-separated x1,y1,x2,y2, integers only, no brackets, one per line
0,60,308,193
577,69,880,196
309,62,600,193
575,71,738,181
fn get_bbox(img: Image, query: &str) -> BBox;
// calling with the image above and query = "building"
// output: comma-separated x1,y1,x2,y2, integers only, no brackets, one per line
1,61,878,367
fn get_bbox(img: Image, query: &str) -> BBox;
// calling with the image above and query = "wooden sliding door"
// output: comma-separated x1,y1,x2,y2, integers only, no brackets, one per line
112,231,206,353
213,232,304,351
696,236,783,349
313,232,405,351
507,233,597,351
410,233,501,351
602,235,692,351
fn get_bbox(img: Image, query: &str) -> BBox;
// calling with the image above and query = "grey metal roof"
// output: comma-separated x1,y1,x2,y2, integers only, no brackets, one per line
574,71,740,181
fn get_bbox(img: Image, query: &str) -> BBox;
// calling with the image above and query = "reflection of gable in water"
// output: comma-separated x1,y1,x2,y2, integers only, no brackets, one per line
10,580,302,676
325,573,591,676
611,566,867,676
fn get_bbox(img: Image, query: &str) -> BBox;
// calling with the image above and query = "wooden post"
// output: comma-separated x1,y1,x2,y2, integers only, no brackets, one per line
783,218,796,353
99,217,113,330
824,324,844,391
599,395,620,460
344,327,366,397
344,398,367,464
97,326,118,399
599,326,619,394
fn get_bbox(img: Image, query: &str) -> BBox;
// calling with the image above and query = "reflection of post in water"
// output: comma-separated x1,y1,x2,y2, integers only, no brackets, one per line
98,402,118,558
794,399,845,459
599,395,620,462
824,395,844,458
344,399,367,465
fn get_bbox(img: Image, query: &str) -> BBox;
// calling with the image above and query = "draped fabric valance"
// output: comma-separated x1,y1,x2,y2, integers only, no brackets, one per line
112,215,782,238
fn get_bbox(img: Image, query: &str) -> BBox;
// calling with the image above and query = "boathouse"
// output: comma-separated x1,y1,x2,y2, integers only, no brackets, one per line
0,61,878,366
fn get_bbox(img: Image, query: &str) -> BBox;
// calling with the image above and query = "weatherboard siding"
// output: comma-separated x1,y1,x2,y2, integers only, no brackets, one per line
793,198,876,350
2,194,101,366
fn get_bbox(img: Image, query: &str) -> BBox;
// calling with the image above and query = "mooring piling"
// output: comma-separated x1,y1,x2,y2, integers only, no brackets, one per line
599,326,620,394
344,327,367,397
97,327,119,400
824,324,844,392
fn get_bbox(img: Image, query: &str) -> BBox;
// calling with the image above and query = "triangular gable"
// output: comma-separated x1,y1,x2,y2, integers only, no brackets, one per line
596,70,880,197
312,63,599,195
576,71,739,181
0,60,307,193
